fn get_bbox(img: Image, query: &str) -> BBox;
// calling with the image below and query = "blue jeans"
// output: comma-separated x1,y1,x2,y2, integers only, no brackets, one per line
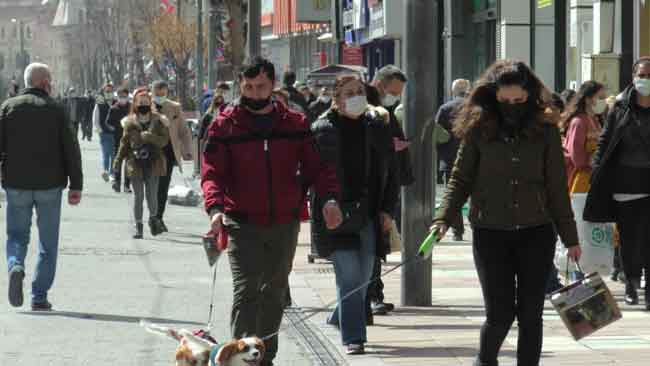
99,132,115,174
5,188,63,303
327,220,376,345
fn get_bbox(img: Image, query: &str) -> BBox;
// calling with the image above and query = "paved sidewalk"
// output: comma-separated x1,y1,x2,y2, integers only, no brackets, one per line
0,140,313,366
290,223,650,366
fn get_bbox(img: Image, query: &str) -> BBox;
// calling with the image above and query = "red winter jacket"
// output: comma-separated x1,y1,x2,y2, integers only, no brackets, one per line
201,100,339,226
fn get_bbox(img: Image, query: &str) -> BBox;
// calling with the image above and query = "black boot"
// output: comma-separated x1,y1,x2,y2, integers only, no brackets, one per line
160,219,169,232
625,282,639,305
133,223,144,239
149,217,164,236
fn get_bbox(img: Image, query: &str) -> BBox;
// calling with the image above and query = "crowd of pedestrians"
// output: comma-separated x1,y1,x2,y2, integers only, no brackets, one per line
3,55,650,366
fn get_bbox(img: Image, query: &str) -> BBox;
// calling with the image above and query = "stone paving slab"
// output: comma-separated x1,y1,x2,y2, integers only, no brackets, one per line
0,141,313,366
290,221,650,366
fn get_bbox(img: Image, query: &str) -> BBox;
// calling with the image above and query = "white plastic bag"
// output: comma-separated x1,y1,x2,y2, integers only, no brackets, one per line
555,193,614,277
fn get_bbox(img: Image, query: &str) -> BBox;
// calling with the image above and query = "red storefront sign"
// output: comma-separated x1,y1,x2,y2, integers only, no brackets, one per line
342,45,363,66
273,0,326,36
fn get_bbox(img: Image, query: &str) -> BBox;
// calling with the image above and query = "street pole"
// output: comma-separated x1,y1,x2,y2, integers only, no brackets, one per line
207,1,218,88
401,0,439,307
196,0,205,103
247,0,261,59
177,0,182,20
331,0,342,64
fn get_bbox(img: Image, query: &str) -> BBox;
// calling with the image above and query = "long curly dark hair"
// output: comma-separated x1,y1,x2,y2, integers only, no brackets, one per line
558,80,603,136
453,60,553,141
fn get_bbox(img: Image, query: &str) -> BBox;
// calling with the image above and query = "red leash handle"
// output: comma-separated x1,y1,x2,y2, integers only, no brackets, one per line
217,225,228,251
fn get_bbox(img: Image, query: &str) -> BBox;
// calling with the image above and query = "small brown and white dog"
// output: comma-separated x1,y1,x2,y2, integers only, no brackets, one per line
140,320,265,366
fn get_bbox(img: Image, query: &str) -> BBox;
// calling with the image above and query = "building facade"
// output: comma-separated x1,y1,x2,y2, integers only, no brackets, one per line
0,0,65,96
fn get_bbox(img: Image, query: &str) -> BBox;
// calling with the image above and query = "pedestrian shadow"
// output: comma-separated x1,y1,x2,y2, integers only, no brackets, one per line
151,237,202,246
390,307,486,317
376,322,483,331
368,344,514,358
167,232,204,239
17,311,204,326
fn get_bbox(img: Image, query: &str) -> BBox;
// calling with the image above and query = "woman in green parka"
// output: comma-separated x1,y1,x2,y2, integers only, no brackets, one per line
114,88,170,239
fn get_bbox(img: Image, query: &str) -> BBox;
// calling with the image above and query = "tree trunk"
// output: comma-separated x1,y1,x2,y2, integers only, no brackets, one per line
226,0,246,79
177,66,188,109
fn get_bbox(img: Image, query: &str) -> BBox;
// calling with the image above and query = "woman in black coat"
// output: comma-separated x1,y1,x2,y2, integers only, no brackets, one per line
310,74,399,355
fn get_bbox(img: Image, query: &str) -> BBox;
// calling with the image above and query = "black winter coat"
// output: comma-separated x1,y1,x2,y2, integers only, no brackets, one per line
106,103,130,139
436,97,464,170
0,88,83,191
310,107,399,259
585,85,648,222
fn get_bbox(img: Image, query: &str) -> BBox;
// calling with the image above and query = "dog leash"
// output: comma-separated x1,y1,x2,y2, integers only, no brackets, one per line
261,255,422,341
206,262,219,331
261,228,442,341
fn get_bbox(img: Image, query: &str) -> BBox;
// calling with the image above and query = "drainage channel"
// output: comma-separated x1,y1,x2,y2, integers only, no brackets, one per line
284,307,347,366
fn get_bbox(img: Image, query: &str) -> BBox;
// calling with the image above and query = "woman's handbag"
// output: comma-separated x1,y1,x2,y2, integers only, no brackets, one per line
550,261,622,340
330,196,369,235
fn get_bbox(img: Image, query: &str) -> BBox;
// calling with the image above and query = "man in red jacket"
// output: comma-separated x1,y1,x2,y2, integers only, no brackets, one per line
201,57,342,366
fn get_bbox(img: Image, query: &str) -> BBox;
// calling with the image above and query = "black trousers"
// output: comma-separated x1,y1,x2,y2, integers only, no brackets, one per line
157,155,175,220
367,257,385,304
616,198,650,285
473,224,555,366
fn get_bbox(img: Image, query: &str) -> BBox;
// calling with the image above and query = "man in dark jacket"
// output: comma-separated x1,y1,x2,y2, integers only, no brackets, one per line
435,78,470,241
107,87,131,193
1,62,83,311
308,87,332,123
282,70,308,114
372,65,414,188
201,57,342,366
367,65,412,317
585,57,650,309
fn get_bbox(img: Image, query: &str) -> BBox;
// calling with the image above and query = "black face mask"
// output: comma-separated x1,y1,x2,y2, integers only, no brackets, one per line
136,105,151,115
498,102,528,128
241,95,271,111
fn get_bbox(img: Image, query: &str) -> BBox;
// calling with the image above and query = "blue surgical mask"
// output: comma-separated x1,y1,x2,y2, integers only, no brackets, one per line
153,96,167,105
635,78,650,97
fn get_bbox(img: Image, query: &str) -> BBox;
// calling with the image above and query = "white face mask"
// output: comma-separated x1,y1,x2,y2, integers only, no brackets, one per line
320,95,331,103
382,93,400,107
344,96,368,117
635,78,650,97
593,98,607,114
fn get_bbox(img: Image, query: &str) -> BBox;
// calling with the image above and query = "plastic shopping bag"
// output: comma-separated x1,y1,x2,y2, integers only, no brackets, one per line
555,193,614,277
